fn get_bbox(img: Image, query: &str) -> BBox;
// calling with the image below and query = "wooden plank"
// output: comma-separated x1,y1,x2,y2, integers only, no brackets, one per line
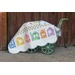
71,13,75,45
47,12,54,24
33,12,40,20
40,12,48,21
56,12,64,46
47,12,58,24
7,12,18,42
2,12,7,50
47,12,59,26
0,13,2,50
23,12,31,22
0,12,7,50
17,12,25,28
63,13,72,46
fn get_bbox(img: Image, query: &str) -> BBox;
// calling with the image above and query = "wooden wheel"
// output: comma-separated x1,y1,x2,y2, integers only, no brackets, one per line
41,43,55,55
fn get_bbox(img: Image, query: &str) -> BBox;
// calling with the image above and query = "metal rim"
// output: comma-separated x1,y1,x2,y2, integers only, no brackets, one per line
41,43,55,55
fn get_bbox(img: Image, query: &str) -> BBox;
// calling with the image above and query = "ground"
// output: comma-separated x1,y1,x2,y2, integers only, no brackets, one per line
0,46,75,62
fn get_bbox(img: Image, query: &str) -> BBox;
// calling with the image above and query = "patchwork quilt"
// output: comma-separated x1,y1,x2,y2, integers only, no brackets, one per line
8,20,61,54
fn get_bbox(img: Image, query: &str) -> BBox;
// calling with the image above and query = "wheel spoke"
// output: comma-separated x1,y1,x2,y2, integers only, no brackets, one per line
28,48,37,53
41,43,55,55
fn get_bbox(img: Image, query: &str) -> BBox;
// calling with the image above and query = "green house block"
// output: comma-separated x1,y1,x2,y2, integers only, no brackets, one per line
30,32,40,41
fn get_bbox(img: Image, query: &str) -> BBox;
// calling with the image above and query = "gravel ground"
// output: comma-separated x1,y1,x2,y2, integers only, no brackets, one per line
0,46,75,62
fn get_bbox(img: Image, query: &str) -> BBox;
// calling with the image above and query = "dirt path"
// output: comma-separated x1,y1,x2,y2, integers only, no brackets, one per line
0,46,75,62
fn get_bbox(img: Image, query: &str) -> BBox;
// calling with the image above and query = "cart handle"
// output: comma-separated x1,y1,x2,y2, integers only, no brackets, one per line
57,18,68,29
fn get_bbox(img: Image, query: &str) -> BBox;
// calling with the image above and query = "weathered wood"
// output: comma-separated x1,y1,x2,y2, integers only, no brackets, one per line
7,13,18,42
0,12,7,50
63,13,72,46
56,12,64,46
33,12,40,20
71,13,75,45
2,12,7,50
40,12,48,21
7,12,75,46
0,13,2,50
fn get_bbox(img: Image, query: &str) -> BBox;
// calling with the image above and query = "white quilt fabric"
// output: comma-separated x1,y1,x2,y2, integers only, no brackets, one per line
8,20,60,54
